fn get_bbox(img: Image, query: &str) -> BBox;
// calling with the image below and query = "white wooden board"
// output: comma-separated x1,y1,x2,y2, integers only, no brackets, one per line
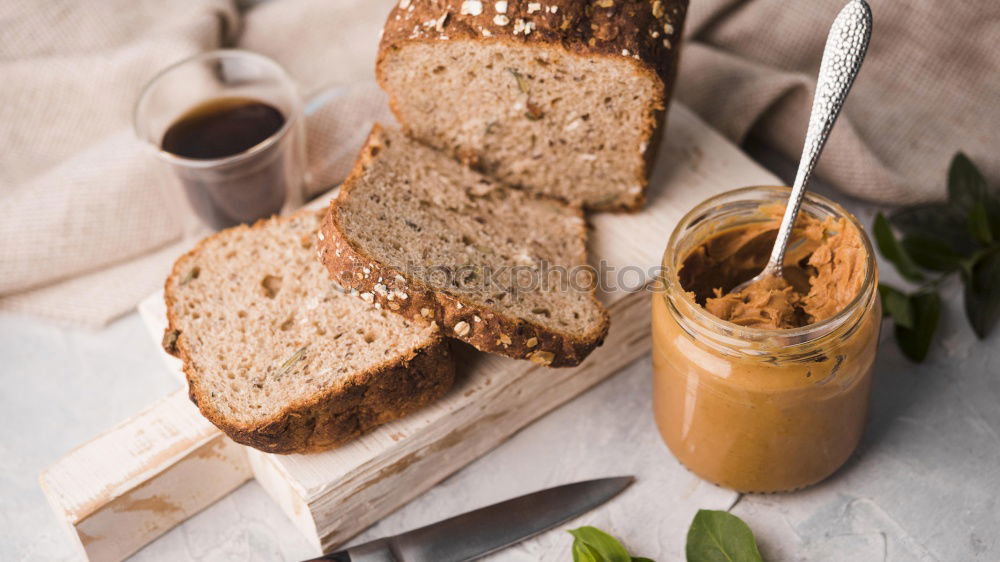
42,103,779,560
39,391,252,562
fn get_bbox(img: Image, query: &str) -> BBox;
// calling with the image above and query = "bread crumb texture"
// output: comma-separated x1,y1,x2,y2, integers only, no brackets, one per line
378,0,688,210
164,209,455,453
320,126,609,367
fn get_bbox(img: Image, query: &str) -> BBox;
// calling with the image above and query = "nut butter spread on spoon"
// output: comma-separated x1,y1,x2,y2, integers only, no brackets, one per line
680,209,867,329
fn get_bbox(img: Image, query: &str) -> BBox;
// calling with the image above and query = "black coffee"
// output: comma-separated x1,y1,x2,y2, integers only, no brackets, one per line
161,97,291,230
162,97,284,159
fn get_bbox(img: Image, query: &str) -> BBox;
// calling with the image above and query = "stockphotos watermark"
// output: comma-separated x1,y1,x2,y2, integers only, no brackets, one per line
333,260,669,299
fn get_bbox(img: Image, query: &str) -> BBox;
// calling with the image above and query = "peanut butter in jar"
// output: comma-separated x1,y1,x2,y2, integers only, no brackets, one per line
651,186,881,493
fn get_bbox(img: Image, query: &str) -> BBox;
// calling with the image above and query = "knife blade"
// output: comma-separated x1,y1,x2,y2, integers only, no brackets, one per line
306,476,634,562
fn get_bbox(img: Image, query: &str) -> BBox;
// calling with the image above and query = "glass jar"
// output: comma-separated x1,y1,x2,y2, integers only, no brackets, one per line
651,186,881,493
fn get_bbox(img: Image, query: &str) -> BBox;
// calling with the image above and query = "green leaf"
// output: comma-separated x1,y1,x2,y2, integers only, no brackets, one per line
573,540,600,562
968,202,994,245
686,510,763,562
632,558,655,562
947,152,1000,240
890,203,978,255
873,213,925,282
962,251,1000,339
900,236,964,272
879,284,914,328
895,291,941,362
569,527,633,562
948,152,990,211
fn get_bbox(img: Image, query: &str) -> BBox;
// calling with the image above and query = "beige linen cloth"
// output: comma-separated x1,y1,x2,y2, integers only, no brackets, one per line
1,0,997,327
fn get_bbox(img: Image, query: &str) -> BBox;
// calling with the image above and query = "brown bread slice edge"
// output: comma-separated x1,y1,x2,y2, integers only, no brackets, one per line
319,125,609,368
163,208,454,454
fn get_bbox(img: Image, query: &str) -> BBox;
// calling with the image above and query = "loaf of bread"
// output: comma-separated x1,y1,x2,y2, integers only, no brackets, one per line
319,125,609,367
377,0,688,210
163,209,455,454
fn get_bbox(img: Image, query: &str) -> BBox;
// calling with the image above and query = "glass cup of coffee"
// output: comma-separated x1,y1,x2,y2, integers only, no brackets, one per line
134,49,306,237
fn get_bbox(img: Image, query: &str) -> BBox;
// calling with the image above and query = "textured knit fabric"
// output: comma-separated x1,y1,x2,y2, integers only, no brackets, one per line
0,0,392,326
1,0,996,325
677,0,1000,204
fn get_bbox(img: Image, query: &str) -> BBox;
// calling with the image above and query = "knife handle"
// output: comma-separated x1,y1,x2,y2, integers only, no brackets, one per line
302,537,398,562
302,551,351,562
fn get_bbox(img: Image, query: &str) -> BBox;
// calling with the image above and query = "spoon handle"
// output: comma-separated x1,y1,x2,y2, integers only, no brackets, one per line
764,0,873,277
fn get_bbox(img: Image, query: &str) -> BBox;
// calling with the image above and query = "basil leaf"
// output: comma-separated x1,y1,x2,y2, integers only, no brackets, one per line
879,284,914,328
895,291,941,362
873,213,925,281
962,251,1000,339
947,152,1000,240
568,527,633,562
573,540,600,562
901,236,964,272
948,152,990,211
987,197,1000,241
890,203,978,255
686,510,763,562
632,558,655,562
968,202,994,245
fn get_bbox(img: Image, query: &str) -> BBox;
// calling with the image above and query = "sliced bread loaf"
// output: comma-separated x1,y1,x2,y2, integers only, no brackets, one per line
163,209,454,454
319,125,609,367
376,0,688,210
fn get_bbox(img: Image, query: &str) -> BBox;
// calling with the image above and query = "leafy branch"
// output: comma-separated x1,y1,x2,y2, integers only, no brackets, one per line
875,152,1000,362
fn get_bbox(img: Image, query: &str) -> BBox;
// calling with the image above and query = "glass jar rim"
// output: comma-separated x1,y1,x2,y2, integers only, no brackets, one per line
132,49,299,170
660,185,878,349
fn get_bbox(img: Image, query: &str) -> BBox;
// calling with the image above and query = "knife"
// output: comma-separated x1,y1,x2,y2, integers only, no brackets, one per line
306,476,635,562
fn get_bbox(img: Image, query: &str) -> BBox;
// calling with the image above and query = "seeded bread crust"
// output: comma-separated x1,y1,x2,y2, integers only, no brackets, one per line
376,0,688,210
318,126,609,368
379,0,687,84
163,210,456,454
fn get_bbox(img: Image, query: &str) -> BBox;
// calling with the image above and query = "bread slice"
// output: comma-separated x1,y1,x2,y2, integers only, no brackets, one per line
163,209,454,454
376,0,688,211
319,125,609,367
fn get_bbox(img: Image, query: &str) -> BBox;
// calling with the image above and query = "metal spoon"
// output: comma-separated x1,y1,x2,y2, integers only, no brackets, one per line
730,0,872,295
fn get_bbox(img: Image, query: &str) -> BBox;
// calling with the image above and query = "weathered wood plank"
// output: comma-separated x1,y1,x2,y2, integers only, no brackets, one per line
301,287,652,550
39,391,251,562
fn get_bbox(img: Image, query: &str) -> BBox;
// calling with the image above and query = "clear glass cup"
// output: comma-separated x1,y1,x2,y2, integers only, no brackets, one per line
651,186,881,493
134,49,306,237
